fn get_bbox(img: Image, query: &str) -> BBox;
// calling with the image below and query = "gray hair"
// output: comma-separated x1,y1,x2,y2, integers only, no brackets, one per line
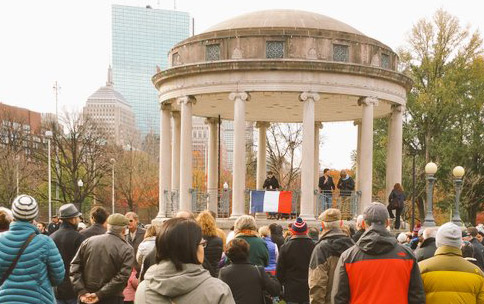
234,215,257,232
423,227,438,240
108,224,126,236
356,215,364,229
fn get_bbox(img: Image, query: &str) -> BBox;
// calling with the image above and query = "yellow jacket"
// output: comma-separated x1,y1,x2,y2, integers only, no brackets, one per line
419,246,484,304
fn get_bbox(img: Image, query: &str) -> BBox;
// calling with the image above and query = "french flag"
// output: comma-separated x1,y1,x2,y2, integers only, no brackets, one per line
250,191,292,214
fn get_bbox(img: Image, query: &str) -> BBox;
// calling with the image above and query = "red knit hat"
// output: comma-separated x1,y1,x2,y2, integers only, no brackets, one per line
291,217,308,235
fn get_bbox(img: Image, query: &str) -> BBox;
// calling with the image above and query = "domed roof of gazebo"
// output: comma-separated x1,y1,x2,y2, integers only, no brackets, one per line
204,9,364,36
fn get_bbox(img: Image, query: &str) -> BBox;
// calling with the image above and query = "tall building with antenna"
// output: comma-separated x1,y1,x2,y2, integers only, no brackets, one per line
112,4,190,136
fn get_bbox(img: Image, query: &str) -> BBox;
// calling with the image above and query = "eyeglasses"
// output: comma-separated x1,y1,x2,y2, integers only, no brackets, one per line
199,239,207,248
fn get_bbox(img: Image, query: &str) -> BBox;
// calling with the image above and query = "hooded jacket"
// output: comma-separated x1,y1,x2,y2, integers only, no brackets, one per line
135,260,235,304
308,228,354,304
419,246,484,304
332,225,425,304
0,221,65,304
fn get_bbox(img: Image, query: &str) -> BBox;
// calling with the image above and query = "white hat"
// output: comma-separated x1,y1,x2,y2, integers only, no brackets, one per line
12,195,38,221
436,222,462,248
397,232,407,244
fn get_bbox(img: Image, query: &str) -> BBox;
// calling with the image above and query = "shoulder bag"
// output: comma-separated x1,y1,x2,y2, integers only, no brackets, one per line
254,265,273,304
0,232,36,287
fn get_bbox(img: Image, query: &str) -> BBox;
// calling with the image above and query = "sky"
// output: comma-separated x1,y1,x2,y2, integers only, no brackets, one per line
1,0,483,169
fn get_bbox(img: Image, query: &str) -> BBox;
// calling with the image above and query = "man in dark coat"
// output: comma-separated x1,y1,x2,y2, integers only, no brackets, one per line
318,168,335,210
70,213,134,304
50,203,85,304
309,209,354,304
277,217,315,304
336,170,355,197
269,223,285,250
80,206,109,239
415,227,437,262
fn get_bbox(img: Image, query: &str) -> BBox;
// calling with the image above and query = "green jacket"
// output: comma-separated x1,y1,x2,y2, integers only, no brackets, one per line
419,246,484,304
236,235,269,267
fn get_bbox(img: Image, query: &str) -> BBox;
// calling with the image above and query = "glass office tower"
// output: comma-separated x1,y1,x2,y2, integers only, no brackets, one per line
112,5,190,136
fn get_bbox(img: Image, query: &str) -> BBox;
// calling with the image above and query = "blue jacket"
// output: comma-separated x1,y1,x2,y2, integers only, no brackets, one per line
263,237,277,272
0,221,65,303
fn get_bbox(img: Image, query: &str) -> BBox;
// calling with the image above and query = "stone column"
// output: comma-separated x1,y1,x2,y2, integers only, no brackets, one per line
386,104,404,199
314,122,322,191
229,92,250,218
171,111,181,191
256,122,269,190
299,92,320,220
178,96,196,212
358,97,378,211
157,102,172,219
206,117,219,215
354,120,362,190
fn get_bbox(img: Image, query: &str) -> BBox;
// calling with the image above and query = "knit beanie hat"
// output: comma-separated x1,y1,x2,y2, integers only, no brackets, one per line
291,217,308,234
12,194,39,221
436,222,462,248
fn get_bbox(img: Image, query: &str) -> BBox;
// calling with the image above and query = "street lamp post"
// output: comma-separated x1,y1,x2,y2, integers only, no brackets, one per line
423,162,437,227
110,158,116,214
77,179,84,210
452,166,465,226
45,131,53,222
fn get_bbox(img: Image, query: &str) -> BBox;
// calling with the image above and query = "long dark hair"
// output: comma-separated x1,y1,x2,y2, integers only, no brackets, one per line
155,217,202,270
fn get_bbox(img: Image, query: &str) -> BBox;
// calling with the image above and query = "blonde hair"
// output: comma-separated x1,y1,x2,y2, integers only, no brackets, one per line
144,224,159,239
196,211,218,237
259,226,271,237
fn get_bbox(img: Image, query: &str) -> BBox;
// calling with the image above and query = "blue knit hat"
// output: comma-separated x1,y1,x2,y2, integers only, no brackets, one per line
291,217,308,234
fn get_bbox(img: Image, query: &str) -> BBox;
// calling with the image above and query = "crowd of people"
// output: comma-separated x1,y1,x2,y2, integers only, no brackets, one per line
1,194,484,304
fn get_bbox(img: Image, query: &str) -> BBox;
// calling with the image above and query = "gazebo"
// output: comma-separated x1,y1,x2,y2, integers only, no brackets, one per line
153,9,411,220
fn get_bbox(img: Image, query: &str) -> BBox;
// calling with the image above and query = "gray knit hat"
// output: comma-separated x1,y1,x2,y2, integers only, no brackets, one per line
436,222,462,248
12,194,39,221
363,202,389,225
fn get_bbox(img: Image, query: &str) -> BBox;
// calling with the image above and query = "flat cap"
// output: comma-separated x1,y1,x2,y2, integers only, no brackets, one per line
319,208,341,222
107,213,129,226
363,202,389,225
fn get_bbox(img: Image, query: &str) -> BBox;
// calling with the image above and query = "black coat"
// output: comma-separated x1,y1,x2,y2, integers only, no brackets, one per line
470,238,484,270
337,177,355,196
48,222,60,235
318,175,335,192
276,235,315,302
414,237,437,262
204,235,223,277
50,222,86,300
79,223,106,239
388,189,406,209
263,176,280,190
219,261,280,304
352,229,365,243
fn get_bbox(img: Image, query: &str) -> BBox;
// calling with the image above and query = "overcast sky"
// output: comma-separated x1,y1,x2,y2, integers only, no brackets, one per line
1,0,482,169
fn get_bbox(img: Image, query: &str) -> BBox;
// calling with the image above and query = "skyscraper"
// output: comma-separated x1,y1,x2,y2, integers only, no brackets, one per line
112,4,190,136
83,67,137,147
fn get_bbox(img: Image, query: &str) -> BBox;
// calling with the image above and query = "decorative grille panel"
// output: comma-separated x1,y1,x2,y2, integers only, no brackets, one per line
266,41,284,59
381,53,390,69
333,44,349,62
206,44,220,61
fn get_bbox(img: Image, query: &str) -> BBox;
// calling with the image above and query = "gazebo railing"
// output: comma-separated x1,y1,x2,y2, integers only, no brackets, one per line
314,190,360,220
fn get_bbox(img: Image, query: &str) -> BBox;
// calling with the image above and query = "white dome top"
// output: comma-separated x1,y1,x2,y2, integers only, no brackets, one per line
204,9,364,36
